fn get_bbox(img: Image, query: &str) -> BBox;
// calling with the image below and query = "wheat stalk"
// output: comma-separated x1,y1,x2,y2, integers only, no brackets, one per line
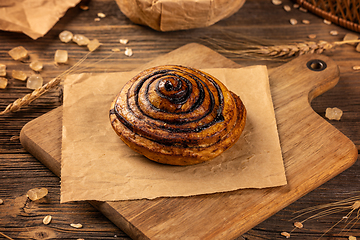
0,52,91,115
218,40,360,58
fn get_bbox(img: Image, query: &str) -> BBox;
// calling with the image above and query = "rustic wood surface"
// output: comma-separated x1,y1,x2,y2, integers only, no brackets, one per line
1,0,360,239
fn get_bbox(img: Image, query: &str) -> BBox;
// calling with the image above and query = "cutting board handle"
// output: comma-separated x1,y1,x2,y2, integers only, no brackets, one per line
268,54,340,103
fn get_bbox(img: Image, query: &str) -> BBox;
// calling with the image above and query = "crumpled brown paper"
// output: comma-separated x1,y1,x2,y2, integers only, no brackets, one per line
60,66,287,203
115,0,246,31
0,0,81,39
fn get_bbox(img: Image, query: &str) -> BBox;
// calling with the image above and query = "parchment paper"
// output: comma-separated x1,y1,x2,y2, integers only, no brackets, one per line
115,0,246,31
61,66,287,203
0,0,81,40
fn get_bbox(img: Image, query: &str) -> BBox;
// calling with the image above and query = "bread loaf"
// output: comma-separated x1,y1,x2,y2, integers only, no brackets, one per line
109,65,246,165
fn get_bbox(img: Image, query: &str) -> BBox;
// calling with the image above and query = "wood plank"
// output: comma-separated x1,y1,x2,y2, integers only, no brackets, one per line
20,43,358,239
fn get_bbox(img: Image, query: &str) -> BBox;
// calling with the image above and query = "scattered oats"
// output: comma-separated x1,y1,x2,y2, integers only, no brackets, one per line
343,33,359,45
0,77,8,89
353,66,360,70
94,17,101,22
0,63,6,76
323,19,331,25
97,12,106,18
29,61,43,72
283,5,291,11
12,70,27,81
80,5,89,10
87,39,101,52
290,18,298,25
27,75,43,90
349,236,357,240
272,0,282,5
294,221,303,228
281,231,291,238
119,39,129,44
293,3,299,8
124,47,133,56
54,50,68,63
308,34,317,39
27,187,48,201
351,201,360,209
325,107,343,121
8,46,28,61
112,48,121,52
330,30,338,36
10,136,20,141
43,215,52,225
0,199,3,204
70,223,83,229
59,30,73,43
299,7,307,12
302,19,310,24
73,34,90,46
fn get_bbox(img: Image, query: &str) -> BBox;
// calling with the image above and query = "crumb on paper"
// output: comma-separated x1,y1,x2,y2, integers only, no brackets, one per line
325,107,343,121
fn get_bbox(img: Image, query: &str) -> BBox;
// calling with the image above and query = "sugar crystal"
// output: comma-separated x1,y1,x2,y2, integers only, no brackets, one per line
8,46,28,61
0,77,8,89
59,30,73,43
54,50,68,63
30,61,43,72
12,70,27,81
87,39,101,52
73,34,90,46
0,63,6,76
27,75,43,89
27,187,48,201
325,107,343,120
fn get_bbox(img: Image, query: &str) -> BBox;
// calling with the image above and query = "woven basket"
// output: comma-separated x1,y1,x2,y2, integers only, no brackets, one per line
297,0,360,33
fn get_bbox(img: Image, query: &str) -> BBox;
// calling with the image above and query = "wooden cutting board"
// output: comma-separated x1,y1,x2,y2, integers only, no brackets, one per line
20,43,358,240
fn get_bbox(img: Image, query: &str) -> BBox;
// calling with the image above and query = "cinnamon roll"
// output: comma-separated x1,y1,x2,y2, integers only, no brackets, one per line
109,65,246,166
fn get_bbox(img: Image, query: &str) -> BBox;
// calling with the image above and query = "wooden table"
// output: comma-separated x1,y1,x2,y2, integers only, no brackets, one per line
1,0,360,239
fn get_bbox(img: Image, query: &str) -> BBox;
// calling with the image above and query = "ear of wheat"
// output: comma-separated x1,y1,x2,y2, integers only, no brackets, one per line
217,40,360,58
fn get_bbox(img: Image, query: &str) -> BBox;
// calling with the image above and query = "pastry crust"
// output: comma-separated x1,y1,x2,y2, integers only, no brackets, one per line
109,65,246,165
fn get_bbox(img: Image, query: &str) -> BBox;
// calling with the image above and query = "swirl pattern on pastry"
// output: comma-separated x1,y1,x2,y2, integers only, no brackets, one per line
109,65,246,165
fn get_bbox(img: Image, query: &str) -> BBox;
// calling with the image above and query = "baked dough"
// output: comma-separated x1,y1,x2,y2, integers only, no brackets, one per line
109,65,246,165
